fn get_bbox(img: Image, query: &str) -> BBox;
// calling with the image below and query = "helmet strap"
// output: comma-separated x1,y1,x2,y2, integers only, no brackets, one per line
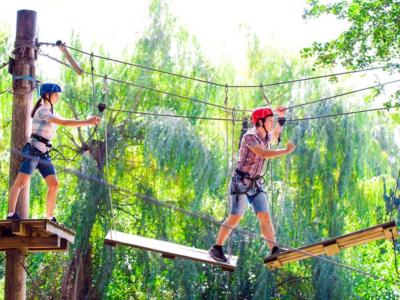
259,119,269,143
43,94,54,114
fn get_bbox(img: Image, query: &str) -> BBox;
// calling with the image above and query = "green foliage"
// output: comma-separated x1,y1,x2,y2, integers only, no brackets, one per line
143,112,225,201
303,0,400,68
1,0,400,298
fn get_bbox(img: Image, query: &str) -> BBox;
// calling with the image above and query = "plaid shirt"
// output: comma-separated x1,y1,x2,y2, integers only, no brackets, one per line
236,127,270,179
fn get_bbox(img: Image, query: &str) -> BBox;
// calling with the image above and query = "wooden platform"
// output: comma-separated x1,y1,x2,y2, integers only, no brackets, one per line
105,230,238,272
264,221,398,270
0,219,75,252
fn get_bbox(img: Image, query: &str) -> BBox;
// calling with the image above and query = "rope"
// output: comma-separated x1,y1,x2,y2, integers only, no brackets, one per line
72,96,240,122
389,168,400,221
270,157,274,218
52,43,397,89
230,64,398,88
73,96,400,123
0,61,9,70
287,104,400,122
90,52,96,113
260,84,272,108
17,260,47,299
7,85,37,96
224,85,232,261
103,75,116,233
39,50,234,112
390,229,399,276
394,169,400,202
40,49,400,117
286,79,400,110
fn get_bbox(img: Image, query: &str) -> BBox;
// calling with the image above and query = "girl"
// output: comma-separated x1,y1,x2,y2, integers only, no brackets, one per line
7,83,101,222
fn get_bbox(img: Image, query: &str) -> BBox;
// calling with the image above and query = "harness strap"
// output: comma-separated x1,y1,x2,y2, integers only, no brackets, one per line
231,168,265,204
31,134,52,148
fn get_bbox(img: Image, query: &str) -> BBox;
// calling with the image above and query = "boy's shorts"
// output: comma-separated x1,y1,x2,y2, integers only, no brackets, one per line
229,179,269,215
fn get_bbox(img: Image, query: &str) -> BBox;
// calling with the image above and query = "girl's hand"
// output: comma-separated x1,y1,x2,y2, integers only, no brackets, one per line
87,116,101,125
286,141,296,154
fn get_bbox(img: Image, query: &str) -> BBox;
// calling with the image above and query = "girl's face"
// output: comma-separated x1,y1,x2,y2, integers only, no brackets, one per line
49,92,61,104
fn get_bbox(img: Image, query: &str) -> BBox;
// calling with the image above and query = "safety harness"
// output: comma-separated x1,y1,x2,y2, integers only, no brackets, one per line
231,168,266,207
30,134,52,157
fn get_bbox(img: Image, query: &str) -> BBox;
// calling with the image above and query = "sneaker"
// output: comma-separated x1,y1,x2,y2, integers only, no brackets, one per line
270,245,287,256
6,212,21,220
209,245,228,263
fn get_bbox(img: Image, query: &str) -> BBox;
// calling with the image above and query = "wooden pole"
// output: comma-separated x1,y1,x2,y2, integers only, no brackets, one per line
5,9,37,300
56,40,83,75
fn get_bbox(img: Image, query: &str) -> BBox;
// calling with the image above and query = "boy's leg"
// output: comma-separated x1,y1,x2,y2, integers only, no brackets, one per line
216,214,243,245
252,191,286,255
256,212,277,249
209,190,247,262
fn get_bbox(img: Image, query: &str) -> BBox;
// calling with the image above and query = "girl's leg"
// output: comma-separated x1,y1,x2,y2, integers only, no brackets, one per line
44,174,59,218
8,172,31,213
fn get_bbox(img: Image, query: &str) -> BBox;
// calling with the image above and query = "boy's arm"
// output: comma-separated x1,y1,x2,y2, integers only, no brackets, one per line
249,142,295,159
270,107,286,144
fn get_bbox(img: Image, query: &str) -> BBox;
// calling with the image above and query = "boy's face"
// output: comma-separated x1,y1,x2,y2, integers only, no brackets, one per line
262,116,274,131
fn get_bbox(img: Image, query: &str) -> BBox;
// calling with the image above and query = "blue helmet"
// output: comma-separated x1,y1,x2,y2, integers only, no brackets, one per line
40,83,62,97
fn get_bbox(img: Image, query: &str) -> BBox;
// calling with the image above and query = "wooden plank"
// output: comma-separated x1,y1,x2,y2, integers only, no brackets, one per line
267,244,324,263
277,246,326,264
28,238,69,252
324,243,340,256
265,221,398,270
383,227,397,241
0,219,75,241
20,220,47,232
0,236,60,249
45,221,75,244
339,231,385,249
0,220,13,227
11,221,31,237
333,226,383,244
105,230,238,272
268,230,386,265
276,230,387,265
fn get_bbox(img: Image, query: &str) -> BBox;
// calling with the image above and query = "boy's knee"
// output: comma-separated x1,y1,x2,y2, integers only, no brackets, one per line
257,212,272,223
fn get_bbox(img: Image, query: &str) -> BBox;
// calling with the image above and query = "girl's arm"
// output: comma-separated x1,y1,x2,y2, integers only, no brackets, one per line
49,116,101,127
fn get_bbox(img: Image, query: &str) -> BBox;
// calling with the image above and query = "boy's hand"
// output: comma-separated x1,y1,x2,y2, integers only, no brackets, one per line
275,106,286,118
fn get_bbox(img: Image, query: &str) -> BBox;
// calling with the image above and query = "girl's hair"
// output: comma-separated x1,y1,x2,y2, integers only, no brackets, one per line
31,94,53,118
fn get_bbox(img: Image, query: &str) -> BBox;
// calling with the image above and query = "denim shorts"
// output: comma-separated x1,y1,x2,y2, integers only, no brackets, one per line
229,179,269,215
19,143,56,178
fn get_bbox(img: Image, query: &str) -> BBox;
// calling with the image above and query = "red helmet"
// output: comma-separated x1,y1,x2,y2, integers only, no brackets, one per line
251,107,274,125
